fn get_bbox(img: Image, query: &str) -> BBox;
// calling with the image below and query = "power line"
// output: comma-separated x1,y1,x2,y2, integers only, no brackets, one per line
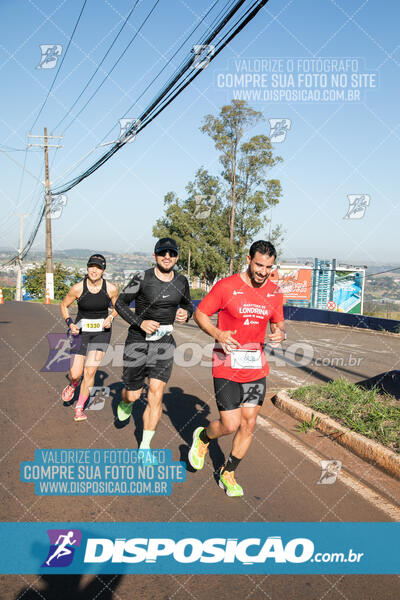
4,0,269,264
60,0,160,135
30,0,88,131
52,0,263,195
133,0,264,135
3,0,88,249
0,144,40,152
53,0,140,132
53,0,223,184
0,147,44,184
103,0,225,140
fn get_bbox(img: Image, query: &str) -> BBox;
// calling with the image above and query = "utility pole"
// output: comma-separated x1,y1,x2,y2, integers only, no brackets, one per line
44,127,53,295
15,213,27,301
28,129,63,300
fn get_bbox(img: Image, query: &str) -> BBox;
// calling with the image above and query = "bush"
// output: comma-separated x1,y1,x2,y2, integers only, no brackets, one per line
1,287,16,301
190,288,207,300
24,262,82,301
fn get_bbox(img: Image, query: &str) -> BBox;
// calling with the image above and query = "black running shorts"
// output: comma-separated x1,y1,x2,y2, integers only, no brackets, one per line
213,376,267,411
69,330,111,356
122,334,176,391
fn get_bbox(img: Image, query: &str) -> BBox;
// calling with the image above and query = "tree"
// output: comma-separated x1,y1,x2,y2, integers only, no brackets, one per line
153,168,230,286
201,100,283,273
154,101,284,282
2,287,16,302
24,262,81,301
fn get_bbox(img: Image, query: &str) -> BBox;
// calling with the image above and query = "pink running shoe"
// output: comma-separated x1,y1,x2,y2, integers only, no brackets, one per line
61,384,75,403
74,407,87,422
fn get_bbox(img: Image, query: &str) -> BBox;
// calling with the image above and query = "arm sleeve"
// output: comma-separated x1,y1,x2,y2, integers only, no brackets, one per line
115,272,144,329
180,277,194,321
197,280,225,316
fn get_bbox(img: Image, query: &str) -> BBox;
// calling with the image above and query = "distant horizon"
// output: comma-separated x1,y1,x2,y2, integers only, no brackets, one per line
1,1,399,270
1,246,399,269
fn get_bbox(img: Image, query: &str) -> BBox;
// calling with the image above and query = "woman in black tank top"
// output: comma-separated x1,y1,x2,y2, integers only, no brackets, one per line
76,275,112,322
60,254,119,422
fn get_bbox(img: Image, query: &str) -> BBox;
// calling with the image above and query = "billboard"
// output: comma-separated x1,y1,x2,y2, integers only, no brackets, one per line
271,266,312,301
333,270,364,314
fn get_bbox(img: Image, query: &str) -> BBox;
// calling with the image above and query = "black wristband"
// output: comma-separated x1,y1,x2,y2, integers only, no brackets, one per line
65,317,73,327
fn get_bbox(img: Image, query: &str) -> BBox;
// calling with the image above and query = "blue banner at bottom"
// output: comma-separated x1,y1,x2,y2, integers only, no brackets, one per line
0,522,398,574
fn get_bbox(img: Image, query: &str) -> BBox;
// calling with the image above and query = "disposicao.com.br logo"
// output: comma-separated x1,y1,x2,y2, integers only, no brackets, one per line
82,536,363,565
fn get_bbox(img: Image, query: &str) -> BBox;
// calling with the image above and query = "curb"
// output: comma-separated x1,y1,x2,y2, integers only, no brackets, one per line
272,390,400,481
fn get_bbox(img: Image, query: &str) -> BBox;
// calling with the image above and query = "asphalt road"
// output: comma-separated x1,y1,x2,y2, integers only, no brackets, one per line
0,302,399,599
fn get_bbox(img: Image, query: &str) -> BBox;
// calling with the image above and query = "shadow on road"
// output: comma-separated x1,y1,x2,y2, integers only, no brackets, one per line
105,380,226,472
15,574,123,600
163,386,225,473
357,370,400,399
271,347,373,384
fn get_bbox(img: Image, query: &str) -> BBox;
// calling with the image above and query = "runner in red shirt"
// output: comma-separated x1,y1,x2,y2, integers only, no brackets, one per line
188,240,286,497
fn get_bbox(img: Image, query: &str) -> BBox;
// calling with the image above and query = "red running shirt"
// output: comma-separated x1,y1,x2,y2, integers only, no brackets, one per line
198,273,284,382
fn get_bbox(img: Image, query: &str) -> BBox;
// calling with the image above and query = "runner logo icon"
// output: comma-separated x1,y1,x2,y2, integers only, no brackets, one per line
344,194,370,219
42,529,82,567
37,44,62,69
41,334,79,372
268,118,291,143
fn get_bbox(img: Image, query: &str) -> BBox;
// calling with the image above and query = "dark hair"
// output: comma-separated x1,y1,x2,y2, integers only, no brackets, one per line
249,240,277,259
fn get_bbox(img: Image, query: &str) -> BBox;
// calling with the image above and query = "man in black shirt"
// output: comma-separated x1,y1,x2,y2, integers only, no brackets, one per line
115,238,193,452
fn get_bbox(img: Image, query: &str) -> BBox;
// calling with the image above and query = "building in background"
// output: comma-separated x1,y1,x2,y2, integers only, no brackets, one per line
271,259,365,314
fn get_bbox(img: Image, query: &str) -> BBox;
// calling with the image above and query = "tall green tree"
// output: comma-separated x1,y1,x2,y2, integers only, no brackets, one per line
153,168,229,286
24,262,81,301
201,100,283,273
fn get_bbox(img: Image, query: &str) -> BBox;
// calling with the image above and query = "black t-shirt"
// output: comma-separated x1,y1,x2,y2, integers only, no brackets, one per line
115,268,193,340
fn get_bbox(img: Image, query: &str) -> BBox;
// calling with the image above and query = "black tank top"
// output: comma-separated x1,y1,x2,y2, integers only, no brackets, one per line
76,276,111,321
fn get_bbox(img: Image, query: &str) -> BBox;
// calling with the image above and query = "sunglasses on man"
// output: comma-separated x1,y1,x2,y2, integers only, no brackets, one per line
156,249,178,257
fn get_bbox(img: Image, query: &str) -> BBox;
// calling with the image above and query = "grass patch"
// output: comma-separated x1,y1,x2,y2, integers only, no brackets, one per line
290,379,400,453
295,413,321,433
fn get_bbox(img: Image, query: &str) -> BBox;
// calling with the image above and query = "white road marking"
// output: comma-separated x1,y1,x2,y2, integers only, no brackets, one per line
269,370,306,386
256,415,400,521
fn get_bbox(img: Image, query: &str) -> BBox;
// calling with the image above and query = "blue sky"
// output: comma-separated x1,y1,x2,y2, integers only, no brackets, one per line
0,0,399,264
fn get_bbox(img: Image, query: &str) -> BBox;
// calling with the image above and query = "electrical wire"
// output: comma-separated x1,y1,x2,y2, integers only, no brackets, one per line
53,0,224,185
0,0,88,254
0,144,40,152
4,0,269,264
98,0,224,146
52,0,257,194
53,0,141,132
30,0,88,131
60,0,160,135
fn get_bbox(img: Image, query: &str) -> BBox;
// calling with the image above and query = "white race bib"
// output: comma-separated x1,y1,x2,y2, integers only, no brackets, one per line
80,318,104,332
230,349,262,369
146,324,173,341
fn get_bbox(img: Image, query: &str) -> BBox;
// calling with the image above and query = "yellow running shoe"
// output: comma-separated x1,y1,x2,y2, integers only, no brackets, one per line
188,427,209,470
117,400,133,421
219,468,243,497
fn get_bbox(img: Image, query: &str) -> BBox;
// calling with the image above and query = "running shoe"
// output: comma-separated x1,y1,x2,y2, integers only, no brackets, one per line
218,468,244,497
117,400,133,421
188,427,209,470
61,384,75,403
74,407,87,422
